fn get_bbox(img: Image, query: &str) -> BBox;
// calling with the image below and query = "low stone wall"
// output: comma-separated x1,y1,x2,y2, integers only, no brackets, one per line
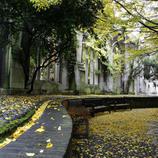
0,88,27,95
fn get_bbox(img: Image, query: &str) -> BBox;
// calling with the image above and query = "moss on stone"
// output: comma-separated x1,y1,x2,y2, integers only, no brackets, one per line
79,84,102,94
0,109,35,142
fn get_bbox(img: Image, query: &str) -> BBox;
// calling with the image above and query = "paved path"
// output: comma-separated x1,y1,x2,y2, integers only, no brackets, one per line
0,99,72,158
148,121,158,156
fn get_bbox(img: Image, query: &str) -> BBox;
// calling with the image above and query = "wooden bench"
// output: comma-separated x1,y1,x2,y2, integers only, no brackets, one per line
64,96,158,117
82,97,131,116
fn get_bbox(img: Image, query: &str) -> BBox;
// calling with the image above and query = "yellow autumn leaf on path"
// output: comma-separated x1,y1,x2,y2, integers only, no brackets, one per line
46,142,53,149
35,126,45,133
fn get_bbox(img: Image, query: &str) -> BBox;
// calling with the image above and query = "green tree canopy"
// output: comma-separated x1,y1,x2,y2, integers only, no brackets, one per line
0,0,103,92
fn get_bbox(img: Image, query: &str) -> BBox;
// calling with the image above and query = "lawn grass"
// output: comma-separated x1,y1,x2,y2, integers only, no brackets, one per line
0,109,35,143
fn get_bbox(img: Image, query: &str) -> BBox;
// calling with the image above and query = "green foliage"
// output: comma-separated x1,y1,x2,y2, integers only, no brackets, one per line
0,109,35,142
95,69,101,75
80,83,101,94
0,0,103,91
84,0,158,80
30,0,61,11
34,80,59,94
113,53,124,74
143,56,158,80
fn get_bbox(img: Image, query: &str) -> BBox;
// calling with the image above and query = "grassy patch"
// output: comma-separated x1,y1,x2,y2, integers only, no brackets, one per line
0,109,35,143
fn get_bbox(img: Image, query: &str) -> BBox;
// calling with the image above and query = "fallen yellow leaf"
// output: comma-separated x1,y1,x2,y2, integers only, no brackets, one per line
35,126,45,133
46,142,53,149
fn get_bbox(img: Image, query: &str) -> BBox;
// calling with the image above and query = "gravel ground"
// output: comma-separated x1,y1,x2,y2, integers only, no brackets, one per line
71,109,158,158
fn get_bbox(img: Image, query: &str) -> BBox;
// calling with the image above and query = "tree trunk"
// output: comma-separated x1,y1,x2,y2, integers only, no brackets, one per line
27,67,40,94
21,31,32,89
124,65,134,94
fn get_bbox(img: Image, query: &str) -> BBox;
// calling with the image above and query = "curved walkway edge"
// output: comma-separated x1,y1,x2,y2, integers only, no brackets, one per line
0,99,73,158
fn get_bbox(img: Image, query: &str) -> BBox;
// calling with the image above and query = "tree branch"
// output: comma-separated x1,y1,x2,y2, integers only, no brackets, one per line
113,0,158,34
134,8,158,26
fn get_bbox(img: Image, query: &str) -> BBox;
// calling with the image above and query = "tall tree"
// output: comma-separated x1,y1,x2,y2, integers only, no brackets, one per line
0,0,103,92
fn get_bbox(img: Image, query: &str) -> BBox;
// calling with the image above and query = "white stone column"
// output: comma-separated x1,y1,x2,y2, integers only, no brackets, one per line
85,48,89,84
75,31,83,90
99,63,104,91
94,58,99,85
54,63,60,82
135,75,143,95
134,76,138,95
106,41,113,91
61,60,68,90
10,32,25,89
139,67,145,94
4,44,12,89
76,31,83,62
90,50,94,85
0,49,3,88
3,33,14,89
123,48,130,92
75,64,80,90
47,65,50,80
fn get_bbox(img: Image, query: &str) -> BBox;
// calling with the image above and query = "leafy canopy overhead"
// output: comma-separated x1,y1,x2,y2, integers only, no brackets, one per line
30,0,61,10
